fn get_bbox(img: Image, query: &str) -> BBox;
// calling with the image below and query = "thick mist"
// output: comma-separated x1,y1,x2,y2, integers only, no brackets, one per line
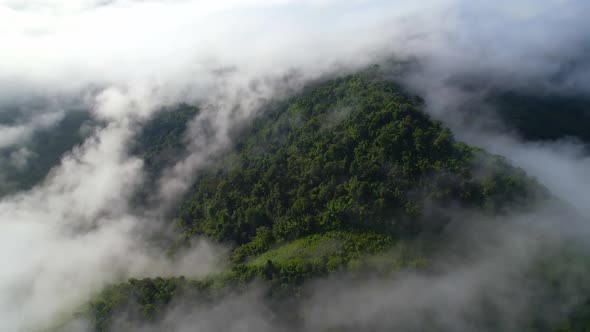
1,0,589,331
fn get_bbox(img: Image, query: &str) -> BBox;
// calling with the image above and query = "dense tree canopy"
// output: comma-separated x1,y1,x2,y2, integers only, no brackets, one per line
176,73,540,258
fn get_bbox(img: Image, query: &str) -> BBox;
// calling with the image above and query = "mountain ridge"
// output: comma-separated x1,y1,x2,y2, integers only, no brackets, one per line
76,71,557,332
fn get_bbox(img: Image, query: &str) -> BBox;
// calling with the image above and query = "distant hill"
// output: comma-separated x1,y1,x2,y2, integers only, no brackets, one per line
488,91,590,143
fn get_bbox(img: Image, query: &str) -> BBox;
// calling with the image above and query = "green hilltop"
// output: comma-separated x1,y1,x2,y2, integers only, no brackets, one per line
76,71,561,331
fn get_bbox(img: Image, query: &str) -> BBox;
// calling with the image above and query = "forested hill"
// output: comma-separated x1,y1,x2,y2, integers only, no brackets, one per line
75,72,559,332
175,73,541,258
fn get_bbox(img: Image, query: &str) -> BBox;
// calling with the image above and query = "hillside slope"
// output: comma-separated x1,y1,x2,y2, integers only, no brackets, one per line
82,73,548,331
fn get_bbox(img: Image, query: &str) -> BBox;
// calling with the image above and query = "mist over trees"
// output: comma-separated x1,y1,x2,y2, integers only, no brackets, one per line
81,71,581,332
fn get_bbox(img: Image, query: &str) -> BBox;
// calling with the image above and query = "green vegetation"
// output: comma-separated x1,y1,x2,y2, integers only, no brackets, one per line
128,103,200,204
176,72,541,257
82,72,548,331
87,277,207,331
130,103,199,179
